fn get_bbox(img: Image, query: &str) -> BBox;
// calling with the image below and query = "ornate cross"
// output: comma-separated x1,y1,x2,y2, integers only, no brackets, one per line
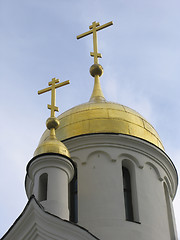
77,21,113,64
38,77,70,117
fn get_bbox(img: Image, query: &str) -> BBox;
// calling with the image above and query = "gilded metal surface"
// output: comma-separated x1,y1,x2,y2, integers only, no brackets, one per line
37,22,164,152
77,21,113,64
77,21,112,102
39,101,164,151
34,127,70,157
34,77,70,157
90,64,103,77
38,77,70,117
89,75,105,102
46,117,60,130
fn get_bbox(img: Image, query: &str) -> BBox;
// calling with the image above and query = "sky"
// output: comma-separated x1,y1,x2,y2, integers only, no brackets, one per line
0,0,180,238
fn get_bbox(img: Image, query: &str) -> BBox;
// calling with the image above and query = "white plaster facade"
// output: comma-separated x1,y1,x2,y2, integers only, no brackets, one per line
25,154,75,220
2,133,178,240
2,197,99,240
64,133,178,240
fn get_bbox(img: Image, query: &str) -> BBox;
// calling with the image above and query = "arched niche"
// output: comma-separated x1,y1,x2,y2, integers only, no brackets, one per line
118,153,143,169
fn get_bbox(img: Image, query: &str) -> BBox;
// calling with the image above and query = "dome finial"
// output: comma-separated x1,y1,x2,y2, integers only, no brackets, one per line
77,21,113,102
34,77,70,157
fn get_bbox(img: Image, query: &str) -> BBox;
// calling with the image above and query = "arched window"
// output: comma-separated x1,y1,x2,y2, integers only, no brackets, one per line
38,173,48,202
122,166,134,221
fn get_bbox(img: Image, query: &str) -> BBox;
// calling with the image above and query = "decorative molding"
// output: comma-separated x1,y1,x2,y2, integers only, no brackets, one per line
164,176,173,198
87,150,111,163
118,153,143,169
145,162,163,181
65,133,178,198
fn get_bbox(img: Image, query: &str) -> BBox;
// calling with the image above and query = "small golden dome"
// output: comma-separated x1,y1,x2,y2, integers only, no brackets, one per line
34,131,70,157
39,101,164,150
34,118,70,158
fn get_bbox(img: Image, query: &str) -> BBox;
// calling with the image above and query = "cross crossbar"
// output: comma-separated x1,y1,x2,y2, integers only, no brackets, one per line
76,21,113,39
38,78,70,117
77,21,113,64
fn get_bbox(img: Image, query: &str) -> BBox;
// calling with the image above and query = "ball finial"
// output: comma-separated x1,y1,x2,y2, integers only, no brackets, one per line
90,64,104,77
46,117,60,130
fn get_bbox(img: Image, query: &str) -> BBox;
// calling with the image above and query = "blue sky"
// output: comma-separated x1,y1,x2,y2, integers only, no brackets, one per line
0,0,180,237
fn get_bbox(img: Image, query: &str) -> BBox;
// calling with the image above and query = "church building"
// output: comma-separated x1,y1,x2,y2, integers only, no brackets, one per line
2,21,178,240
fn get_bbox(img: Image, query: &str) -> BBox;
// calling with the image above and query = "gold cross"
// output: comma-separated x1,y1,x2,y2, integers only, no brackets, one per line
38,77,70,117
77,21,113,64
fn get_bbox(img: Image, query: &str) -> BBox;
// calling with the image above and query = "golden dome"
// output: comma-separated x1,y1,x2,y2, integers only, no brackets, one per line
37,53,163,152
39,101,164,151
36,22,164,155
34,117,70,158
34,134,70,157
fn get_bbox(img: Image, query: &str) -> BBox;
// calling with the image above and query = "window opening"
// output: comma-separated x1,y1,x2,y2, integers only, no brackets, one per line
38,173,48,202
123,166,134,222
69,171,78,223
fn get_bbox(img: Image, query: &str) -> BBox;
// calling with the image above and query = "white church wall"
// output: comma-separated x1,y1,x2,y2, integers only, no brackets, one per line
2,197,99,240
65,133,178,240
25,154,74,220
